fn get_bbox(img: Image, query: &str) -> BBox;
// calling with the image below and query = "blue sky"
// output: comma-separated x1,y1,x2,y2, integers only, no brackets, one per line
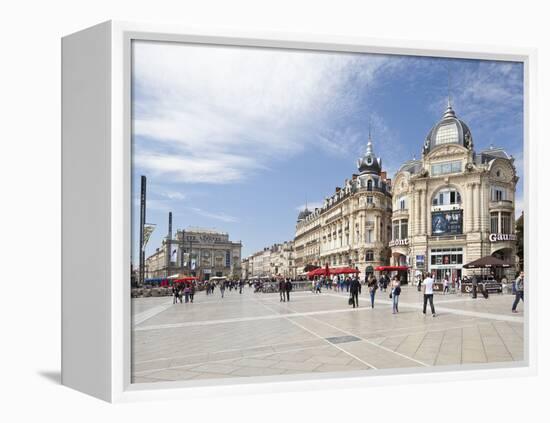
131,41,524,262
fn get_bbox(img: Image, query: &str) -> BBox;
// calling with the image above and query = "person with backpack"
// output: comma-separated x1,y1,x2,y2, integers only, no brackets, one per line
390,276,401,314
285,278,293,302
512,271,524,313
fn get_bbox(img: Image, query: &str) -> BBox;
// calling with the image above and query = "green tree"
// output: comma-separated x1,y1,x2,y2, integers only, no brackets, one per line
516,211,524,271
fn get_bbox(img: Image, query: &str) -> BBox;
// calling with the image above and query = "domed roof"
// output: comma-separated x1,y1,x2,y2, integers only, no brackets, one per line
423,102,473,155
297,207,312,222
357,137,382,174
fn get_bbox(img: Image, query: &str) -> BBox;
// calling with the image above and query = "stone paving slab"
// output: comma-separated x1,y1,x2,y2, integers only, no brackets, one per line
131,286,525,383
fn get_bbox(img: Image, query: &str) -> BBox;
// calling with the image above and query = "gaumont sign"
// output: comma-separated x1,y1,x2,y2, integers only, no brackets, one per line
489,233,517,242
389,239,409,247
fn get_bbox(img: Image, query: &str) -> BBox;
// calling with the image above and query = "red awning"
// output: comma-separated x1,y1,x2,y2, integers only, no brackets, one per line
174,276,199,283
375,266,409,271
307,267,329,277
330,267,360,275
308,266,360,277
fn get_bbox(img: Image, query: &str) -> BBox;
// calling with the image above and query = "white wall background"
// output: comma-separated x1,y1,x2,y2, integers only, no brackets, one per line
0,0,548,421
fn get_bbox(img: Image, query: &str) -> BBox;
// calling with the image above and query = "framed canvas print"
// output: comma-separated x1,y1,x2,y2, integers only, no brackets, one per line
62,21,537,402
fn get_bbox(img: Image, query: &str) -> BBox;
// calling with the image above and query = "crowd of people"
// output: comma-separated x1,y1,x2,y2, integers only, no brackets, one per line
169,271,526,316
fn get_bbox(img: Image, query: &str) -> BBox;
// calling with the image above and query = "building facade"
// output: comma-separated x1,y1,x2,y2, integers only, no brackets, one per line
390,103,518,282
294,137,393,279
145,226,242,281
242,241,296,279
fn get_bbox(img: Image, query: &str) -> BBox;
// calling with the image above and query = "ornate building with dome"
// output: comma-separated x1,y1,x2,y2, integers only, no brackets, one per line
294,136,393,279
390,101,518,282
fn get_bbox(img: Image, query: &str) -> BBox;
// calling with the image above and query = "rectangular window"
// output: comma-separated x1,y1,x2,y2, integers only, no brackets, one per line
366,229,373,243
367,196,373,204
400,220,408,239
491,187,506,201
431,160,462,176
500,212,511,234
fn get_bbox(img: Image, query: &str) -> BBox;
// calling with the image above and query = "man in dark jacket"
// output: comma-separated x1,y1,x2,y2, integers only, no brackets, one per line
285,279,293,302
350,276,361,308
279,279,286,302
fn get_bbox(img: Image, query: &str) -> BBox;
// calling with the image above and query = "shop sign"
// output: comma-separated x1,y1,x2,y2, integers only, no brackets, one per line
489,233,517,242
389,238,409,247
416,255,425,268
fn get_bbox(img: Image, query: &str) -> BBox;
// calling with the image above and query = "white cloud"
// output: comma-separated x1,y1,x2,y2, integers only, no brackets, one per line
133,41,400,184
187,207,238,223
428,60,523,143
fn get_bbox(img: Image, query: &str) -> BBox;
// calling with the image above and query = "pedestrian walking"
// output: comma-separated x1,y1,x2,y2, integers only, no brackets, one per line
219,281,225,298
512,271,524,313
189,282,195,303
390,276,401,314
285,278,293,302
279,279,286,302
183,284,190,303
172,285,179,304
422,273,436,317
350,276,360,308
443,276,449,295
367,277,378,308
472,275,478,299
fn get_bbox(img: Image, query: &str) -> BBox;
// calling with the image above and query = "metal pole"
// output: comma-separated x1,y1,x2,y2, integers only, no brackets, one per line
139,175,146,286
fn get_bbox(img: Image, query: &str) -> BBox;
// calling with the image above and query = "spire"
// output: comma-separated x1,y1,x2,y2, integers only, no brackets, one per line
443,64,456,119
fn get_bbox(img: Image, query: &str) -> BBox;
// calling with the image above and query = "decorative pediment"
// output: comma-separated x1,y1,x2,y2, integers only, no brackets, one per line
488,158,516,182
426,144,468,161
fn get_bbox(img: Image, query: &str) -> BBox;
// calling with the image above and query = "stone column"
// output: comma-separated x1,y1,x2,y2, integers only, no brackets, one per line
414,190,420,236
419,189,426,235
467,183,474,232
480,182,488,233
349,212,355,245
473,183,479,231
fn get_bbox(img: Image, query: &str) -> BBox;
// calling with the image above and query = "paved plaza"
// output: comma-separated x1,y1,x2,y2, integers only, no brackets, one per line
131,286,524,384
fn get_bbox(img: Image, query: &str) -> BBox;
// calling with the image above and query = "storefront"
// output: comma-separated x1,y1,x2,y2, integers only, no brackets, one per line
429,247,463,282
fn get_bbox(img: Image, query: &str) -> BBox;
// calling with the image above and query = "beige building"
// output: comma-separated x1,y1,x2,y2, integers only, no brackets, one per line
269,241,296,278
145,227,242,281
294,137,393,279
390,102,518,282
242,241,296,279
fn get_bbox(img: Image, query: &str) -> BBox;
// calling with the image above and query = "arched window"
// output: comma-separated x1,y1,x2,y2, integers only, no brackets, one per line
432,188,462,206
367,179,373,191
366,250,374,261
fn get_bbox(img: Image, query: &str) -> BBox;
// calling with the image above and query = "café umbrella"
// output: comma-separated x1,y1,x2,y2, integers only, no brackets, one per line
463,256,511,269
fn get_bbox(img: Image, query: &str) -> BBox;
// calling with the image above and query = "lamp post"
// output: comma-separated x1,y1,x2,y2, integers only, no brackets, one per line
139,175,146,286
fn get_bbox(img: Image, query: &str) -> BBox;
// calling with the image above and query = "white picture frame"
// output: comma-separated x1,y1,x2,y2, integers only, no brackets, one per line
62,20,537,403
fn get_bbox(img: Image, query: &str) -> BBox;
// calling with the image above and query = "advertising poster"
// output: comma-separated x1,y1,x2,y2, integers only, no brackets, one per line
431,210,463,235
